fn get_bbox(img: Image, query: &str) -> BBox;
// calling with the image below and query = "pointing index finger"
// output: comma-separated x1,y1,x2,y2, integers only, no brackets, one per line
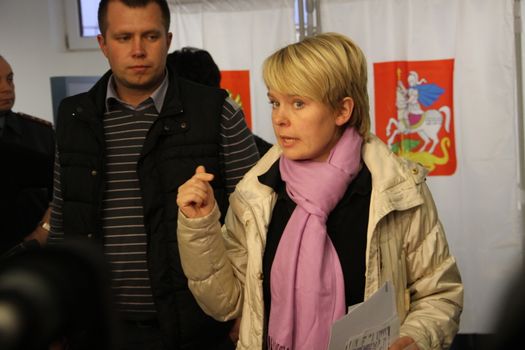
194,165,214,182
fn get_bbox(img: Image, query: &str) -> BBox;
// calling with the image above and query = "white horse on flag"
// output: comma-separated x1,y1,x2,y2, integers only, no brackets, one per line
386,71,450,154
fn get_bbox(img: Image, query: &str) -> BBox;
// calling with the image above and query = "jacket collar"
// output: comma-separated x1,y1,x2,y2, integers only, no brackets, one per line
82,66,184,120
232,145,281,207
257,159,281,190
158,66,184,116
105,71,169,113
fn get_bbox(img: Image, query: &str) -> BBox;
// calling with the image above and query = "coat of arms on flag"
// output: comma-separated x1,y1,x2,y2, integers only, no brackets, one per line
374,59,456,175
220,70,252,129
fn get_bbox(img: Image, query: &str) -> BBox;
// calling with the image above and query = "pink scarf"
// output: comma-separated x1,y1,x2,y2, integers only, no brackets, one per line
268,127,363,350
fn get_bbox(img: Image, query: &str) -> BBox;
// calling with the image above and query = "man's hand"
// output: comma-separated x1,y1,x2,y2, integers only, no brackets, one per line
24,206,51,246
389,336,419,350
177,166,216,218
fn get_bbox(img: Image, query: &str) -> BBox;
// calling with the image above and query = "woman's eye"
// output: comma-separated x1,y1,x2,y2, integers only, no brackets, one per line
269,100,279,109
293,101,304,109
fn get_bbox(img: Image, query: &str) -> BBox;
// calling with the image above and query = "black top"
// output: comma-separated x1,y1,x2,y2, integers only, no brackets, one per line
259,159,371,337
0,110,54,253
253,134,273,157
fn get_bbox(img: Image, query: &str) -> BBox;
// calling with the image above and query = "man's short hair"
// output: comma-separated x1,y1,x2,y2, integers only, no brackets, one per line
98,0,171,36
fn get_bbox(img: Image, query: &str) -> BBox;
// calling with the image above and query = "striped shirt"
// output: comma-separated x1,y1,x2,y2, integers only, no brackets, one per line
48,74,260,318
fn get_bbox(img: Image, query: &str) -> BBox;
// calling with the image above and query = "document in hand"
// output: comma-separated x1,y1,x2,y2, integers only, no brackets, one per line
328,281,400,350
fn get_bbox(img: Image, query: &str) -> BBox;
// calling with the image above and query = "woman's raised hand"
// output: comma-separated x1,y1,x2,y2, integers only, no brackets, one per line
177,165,216,218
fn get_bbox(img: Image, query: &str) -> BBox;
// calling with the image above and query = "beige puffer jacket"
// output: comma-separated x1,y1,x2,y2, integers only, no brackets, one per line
177,135,463,350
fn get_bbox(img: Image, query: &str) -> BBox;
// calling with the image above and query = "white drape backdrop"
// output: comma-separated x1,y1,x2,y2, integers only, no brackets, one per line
168,0,296,142
322,0,523,333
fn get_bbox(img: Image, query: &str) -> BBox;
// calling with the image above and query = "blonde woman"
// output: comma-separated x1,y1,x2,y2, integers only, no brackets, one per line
176,33,463,350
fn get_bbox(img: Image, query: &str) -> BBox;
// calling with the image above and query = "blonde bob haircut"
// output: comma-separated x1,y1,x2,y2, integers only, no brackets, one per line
263,32,370,138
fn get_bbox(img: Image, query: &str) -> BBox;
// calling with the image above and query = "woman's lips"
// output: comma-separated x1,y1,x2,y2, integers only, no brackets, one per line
280,136,297,147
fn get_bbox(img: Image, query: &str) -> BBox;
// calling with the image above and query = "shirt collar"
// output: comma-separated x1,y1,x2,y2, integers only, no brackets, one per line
105,70,169,113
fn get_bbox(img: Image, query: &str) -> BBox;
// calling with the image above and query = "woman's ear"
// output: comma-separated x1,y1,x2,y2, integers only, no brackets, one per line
335,97,354,126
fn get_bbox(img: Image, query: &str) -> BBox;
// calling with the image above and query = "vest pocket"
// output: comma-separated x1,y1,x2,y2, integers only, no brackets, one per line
60,153,99,203
59,153,100,236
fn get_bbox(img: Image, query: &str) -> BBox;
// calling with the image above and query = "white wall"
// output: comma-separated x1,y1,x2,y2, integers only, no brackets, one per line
0,0,109,123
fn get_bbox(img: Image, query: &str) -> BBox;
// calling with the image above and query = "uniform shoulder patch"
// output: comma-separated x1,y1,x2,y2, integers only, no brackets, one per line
17,112,53,127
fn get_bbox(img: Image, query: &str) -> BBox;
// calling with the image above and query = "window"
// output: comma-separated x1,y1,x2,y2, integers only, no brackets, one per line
79,0,99,37
64,0,99,50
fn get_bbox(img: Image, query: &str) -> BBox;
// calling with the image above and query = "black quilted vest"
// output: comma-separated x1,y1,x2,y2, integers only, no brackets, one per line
56,69,233,349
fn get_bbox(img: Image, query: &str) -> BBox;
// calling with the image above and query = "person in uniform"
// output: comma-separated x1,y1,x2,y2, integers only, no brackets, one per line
0,54,54,255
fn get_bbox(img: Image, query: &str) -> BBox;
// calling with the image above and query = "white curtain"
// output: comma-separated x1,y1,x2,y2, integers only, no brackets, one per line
322,0,522,333
168,0,296,142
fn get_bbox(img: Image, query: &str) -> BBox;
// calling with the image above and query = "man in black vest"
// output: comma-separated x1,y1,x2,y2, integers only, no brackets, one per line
0,54,54,255
48,1,260,349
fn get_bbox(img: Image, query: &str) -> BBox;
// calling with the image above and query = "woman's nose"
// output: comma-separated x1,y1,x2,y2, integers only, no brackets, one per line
272,107,289,126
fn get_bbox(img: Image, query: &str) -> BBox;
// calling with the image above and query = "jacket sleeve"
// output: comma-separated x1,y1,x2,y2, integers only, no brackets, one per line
400,183,464,350
177,200,246,321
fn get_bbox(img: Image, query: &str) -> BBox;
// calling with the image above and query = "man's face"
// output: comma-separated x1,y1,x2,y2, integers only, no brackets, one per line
97,1,172,99
0,57,15,112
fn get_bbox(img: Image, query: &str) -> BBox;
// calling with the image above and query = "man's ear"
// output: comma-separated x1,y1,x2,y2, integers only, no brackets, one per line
335,97,354,126
97,34,108,58
166,32,173,50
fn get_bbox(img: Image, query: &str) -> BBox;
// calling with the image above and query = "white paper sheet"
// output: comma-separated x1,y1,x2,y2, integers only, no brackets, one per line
328,281,400,350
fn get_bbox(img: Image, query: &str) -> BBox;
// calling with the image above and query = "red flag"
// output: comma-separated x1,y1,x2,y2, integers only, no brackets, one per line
374,59,456,176
220,70,252,129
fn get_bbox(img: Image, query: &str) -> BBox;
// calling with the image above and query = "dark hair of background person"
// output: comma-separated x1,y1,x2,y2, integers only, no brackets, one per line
167,47,273,156
167,47,221,88
97,0,171,36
